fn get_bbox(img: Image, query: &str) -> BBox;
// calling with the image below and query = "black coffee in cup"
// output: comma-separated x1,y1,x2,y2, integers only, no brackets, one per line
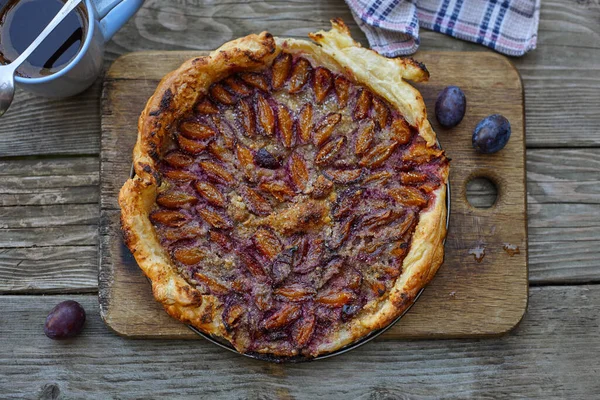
0,0,87,78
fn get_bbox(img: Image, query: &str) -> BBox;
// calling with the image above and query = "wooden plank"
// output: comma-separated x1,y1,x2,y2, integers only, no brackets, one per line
100,50,528,338
530,240,600,285
0,197,98,291
0,156,99,176
0,84,102,157
0,157,99,293
0,246,97,293
0,226,97,248
116,0,365,51
0,225,98,291
527,148,600,283
0,186,97,207
2,286,600,397
0,156,99,206
529,202,600,284
527,149,600,205
529,203,600,242
0,204,98,228
0,157,98,232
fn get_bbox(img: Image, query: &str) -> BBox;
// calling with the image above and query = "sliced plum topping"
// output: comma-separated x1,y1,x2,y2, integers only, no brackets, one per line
150,51,447,354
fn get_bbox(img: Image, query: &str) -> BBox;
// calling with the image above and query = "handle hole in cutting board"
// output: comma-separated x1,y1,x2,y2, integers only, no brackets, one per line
466,176,498,208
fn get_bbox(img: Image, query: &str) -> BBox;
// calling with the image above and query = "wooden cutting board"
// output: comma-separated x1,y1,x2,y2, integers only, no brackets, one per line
99,50,527,339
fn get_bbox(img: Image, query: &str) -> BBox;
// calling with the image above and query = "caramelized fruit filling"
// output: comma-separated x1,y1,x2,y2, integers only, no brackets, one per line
150,52,448,355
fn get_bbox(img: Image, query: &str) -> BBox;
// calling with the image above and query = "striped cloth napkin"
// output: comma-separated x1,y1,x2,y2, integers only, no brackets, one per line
345,0,541,57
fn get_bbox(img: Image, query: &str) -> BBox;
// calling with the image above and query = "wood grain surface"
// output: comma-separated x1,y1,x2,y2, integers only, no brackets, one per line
99,50,528,339
0,0,599,397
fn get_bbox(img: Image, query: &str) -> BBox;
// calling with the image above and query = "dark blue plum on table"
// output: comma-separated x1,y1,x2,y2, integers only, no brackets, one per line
472,114,511,154
435,86,466,128
44,300,86,340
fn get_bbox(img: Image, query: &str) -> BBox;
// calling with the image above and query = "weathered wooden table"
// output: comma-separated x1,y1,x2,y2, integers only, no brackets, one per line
1,1,599,398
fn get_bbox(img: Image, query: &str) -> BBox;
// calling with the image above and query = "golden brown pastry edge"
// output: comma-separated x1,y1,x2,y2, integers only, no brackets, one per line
119,19,448,358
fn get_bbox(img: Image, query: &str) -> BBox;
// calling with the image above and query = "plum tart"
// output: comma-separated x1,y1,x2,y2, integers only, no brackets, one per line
119,19,449,358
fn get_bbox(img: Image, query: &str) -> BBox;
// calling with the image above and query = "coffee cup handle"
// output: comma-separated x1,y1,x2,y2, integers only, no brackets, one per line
90,0,144,42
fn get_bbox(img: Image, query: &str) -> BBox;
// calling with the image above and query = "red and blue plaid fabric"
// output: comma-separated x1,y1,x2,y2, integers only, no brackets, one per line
346,0,540,57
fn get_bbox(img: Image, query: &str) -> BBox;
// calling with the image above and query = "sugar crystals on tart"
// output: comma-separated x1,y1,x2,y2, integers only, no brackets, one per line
120,19,449,359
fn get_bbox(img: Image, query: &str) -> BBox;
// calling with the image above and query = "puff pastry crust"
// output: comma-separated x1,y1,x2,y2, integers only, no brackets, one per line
119,19,449,359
